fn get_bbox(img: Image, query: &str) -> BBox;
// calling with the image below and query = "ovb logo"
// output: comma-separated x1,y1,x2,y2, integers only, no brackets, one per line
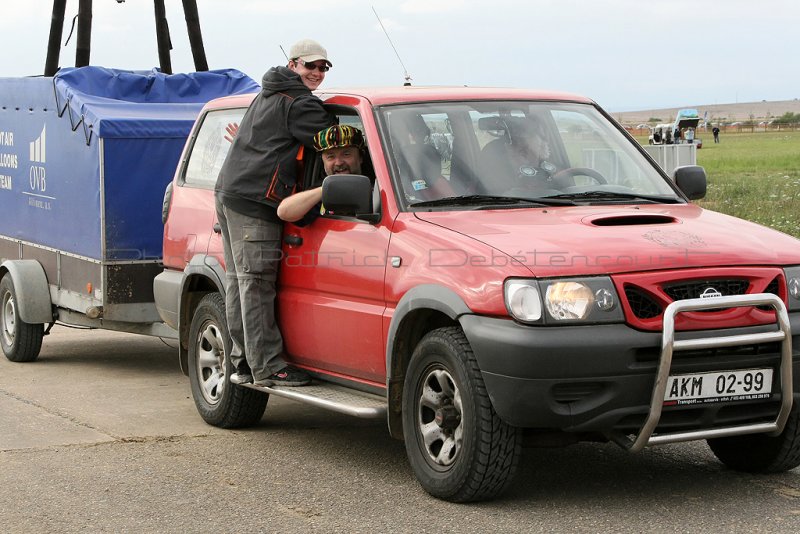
29,125,46,192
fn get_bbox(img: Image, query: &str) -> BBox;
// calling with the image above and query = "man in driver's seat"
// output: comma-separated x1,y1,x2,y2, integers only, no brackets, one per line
481,116,558,192
506,117,557,182
276,124,366,223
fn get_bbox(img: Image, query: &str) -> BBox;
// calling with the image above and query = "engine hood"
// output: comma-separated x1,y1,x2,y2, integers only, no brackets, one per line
414,204,800,277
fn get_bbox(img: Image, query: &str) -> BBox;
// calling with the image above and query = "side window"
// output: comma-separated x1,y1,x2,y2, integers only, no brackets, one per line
183,108,246,187
312,109,374,188
309,108,379,219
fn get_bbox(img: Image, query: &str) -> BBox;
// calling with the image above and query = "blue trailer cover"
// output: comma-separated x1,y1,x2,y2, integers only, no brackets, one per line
0,67,259,260
54,66,258,140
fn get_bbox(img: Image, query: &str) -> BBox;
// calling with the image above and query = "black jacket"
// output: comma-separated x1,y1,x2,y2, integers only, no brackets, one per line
215,66,333,219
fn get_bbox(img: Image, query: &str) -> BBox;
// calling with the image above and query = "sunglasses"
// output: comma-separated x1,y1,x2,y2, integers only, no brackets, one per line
295,59,330,73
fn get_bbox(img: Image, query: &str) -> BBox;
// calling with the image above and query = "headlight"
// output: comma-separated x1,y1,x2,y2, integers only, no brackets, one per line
505,277,624,324
545,282,594,320
783,266,800,311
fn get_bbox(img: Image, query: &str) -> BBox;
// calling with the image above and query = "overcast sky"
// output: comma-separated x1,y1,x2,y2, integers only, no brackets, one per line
1,0,798,112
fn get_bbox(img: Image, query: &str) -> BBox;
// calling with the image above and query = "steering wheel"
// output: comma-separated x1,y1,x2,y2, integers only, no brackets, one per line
551,167,607,186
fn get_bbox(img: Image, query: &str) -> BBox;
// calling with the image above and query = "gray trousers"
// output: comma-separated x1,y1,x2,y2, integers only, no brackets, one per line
215,196,286,380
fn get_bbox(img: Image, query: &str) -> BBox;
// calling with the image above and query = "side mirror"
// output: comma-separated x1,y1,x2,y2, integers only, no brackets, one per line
674,165,707,200
321,174,379,223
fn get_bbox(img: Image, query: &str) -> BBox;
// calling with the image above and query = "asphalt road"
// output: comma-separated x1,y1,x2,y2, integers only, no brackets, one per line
3,327,800,533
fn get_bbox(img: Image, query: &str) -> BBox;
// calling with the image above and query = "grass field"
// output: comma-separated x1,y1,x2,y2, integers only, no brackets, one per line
636,131,800,238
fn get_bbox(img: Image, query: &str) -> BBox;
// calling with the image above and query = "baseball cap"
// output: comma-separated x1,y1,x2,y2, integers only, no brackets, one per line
289,39,332,67
313,125,365,152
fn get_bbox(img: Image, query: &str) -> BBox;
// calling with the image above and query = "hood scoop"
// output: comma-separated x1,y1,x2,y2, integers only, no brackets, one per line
589,214,677,227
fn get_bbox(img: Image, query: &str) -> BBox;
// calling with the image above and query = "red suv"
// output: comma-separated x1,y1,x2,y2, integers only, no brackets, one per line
156,87,800,502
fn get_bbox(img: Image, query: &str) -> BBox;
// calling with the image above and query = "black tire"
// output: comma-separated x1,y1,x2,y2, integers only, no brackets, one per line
402,326,522,502
188,293,267,428
707,405,800,473
0,274,44,363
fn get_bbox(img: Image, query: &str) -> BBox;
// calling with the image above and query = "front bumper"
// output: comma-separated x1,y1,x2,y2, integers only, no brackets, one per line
461,297,800,439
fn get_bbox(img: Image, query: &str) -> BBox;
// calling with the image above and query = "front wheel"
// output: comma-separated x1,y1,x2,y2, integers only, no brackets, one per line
707,405,800,473
402,326,522,502
188,293,267,428
0,274,44,362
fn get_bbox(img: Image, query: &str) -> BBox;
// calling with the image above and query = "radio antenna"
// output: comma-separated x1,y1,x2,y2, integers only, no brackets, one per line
372,6,412,86
279,45,290,62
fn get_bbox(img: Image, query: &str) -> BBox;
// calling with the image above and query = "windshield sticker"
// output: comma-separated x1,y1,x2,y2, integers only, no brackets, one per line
412,179,428,191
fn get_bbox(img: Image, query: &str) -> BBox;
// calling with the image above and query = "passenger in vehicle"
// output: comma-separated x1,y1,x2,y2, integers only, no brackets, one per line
215,39,335,388
389,112,453,201
277,124,367,224
480,116,559,194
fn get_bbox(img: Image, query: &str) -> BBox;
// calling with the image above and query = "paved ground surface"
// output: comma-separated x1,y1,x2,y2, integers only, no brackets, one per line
3,326,800,533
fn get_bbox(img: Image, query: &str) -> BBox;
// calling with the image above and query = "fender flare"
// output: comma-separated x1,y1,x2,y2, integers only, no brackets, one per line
176,255,226,374
182,254,226,297
384,285,472,438
0,259,53,324
385,284,472,377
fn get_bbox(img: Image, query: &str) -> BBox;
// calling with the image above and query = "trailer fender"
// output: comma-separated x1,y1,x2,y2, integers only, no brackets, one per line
0,260,54,324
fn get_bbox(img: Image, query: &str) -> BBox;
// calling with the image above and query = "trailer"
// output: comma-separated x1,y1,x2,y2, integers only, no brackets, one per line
0,66,258,362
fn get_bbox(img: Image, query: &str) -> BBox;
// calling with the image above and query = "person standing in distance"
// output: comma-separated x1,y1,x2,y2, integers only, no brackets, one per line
214,39,335,387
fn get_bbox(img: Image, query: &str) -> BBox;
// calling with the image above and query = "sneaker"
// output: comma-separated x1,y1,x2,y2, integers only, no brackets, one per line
229,371,253,385
253,366,312,387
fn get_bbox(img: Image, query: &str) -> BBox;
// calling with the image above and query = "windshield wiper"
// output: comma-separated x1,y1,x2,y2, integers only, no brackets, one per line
409,194,574,208
540,191,682,204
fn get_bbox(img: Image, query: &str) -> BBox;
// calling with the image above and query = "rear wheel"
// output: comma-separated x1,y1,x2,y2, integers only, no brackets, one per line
188,293,267,428
707,406,800,473
0,274,44,362
402,326,522,502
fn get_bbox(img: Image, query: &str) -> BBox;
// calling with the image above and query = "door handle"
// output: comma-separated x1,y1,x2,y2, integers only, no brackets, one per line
284,234,303,246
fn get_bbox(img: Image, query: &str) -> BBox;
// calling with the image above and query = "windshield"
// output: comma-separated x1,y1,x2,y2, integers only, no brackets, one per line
378,101,681,208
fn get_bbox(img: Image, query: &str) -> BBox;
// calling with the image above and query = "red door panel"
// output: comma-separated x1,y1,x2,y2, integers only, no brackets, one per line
278,217,390,385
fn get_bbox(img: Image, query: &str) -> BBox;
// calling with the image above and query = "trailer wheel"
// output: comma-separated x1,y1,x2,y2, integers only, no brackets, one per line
0,274,44,362
402,326,522,502
188,293,267,428
707,406,800,473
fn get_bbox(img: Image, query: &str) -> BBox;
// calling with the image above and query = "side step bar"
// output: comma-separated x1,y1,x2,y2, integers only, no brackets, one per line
626,293,793,452
241,381,387,420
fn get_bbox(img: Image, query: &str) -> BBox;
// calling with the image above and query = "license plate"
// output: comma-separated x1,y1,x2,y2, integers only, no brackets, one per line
663,368,773,406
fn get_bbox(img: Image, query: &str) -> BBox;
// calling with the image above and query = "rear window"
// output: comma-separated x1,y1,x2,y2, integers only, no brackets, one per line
182,108,247,187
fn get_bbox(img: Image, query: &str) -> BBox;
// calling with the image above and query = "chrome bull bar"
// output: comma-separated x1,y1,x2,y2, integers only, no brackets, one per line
627,293,793,453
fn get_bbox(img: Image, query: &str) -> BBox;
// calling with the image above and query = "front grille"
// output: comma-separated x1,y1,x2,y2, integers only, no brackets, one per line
764,277,780,295
616,268,785,331
757,277,782,311
663,279,749,301
625,287,662,319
